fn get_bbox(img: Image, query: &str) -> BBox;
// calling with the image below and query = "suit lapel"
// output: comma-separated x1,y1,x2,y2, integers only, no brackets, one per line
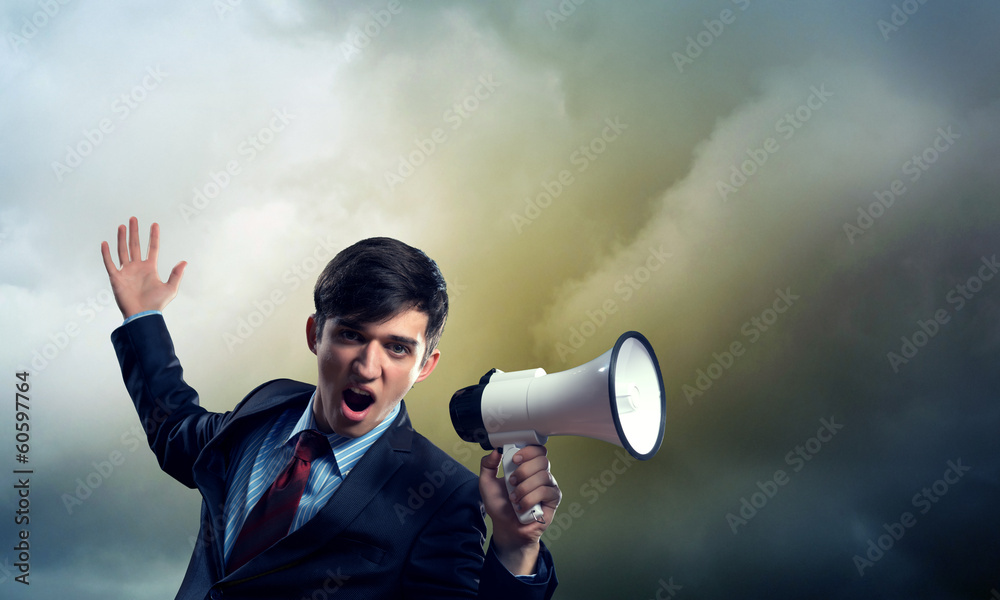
192,380,315,579
309,403,414,534
196,379,315,485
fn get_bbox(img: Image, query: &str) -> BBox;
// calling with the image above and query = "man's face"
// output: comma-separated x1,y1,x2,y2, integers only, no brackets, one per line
306,308,440,438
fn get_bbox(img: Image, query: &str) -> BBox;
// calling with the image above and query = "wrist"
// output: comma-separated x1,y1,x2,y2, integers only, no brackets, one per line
493,539,540,576
117,301,148,320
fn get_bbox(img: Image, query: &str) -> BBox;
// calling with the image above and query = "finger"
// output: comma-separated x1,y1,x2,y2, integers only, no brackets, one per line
116,223,128,266
514,481,562,513
512,445,547,465
165,261,187,292
147,222,160,265
128,216,141,262
510,469,556,501
100,241,118,276
508,454,550,485
509,464,560,503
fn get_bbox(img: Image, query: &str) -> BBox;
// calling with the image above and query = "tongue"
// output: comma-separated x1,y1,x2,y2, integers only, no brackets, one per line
344,389,373,412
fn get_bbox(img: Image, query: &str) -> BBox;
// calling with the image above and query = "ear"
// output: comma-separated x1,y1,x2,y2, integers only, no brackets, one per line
414,348,440,383
306,314,319,355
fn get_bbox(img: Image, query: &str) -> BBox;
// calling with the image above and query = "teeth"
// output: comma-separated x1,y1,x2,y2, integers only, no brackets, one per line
349,387,371,397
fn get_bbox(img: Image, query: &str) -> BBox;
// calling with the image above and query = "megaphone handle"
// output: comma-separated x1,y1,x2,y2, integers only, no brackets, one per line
502,443,545,525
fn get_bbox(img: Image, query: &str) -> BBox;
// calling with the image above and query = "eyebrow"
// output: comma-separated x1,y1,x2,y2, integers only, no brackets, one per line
335,319,421,348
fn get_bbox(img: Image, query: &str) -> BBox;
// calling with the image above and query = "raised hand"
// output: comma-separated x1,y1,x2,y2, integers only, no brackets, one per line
101,217,187,319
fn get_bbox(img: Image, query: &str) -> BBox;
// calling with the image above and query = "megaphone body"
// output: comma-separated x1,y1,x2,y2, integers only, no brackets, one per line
450,331,665,523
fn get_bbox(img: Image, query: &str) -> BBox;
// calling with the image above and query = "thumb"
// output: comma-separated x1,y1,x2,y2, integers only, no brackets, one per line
166,261,187,290
479,449,502,479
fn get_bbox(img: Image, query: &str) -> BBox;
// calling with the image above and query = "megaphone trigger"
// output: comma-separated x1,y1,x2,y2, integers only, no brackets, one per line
502,443,546,524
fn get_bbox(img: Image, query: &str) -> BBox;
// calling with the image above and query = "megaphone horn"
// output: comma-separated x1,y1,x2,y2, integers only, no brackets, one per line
450,331,666,523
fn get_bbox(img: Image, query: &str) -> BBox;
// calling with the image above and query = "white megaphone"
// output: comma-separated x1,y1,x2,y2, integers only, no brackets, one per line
450,331,665,524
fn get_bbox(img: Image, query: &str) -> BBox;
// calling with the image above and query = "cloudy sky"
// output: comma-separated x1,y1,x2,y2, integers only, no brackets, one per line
2,1,999,598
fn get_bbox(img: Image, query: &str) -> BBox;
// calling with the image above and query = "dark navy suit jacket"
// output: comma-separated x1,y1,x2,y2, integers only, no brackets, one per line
112,314,557,599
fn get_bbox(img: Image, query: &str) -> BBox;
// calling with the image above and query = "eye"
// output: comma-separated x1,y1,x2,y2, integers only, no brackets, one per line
388,343,410,356
337,328,362,342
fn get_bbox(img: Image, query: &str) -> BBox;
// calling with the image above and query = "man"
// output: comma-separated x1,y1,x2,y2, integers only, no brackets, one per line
101,217,560,599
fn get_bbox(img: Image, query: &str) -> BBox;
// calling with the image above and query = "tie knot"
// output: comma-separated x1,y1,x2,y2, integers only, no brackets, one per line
294,429,330,463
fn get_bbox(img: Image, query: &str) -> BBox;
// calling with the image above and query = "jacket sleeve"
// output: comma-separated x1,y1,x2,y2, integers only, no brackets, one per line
111,313,228,488
402,477,558,600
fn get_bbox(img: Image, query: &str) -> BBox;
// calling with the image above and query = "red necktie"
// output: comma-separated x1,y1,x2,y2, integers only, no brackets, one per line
227,429,331,573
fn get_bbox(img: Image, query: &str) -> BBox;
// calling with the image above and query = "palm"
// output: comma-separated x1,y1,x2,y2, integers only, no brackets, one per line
101,217,186,318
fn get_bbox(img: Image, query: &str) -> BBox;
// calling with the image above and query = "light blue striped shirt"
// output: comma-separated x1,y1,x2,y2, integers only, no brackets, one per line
221,393,399,563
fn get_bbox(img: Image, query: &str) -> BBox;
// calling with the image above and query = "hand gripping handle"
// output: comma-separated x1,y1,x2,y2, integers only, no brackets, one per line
503,443,545,524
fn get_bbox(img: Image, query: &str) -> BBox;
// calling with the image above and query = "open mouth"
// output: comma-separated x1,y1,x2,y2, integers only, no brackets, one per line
342,387,375,420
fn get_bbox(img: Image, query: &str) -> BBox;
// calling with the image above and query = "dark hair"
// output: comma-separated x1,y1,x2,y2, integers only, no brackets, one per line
313,237,449,362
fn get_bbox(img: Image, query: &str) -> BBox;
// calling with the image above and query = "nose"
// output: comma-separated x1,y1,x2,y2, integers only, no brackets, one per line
352,341,381,380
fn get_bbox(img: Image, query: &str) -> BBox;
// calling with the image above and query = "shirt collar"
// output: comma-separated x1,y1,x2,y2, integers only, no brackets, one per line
280,392,401,475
